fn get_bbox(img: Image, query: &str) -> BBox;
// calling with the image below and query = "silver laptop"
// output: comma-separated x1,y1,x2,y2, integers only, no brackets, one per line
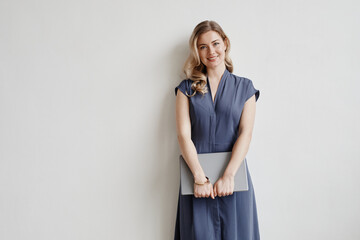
179,151,249,195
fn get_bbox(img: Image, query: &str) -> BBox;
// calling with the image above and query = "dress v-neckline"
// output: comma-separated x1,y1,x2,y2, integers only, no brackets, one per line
206,69,228,108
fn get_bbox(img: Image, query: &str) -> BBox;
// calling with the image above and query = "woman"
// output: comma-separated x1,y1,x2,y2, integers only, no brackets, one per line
174,20,260,240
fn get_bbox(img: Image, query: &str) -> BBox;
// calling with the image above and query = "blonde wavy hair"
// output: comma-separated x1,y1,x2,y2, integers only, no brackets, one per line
183,20,233,97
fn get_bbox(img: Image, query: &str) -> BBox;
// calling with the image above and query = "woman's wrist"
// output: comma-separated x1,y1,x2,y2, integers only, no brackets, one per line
193,173,206,183
223,169,235,178
194,176,210,185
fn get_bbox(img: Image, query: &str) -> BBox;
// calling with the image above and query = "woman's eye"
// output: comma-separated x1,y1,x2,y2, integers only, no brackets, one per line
214,42,219,46
200,46,207,50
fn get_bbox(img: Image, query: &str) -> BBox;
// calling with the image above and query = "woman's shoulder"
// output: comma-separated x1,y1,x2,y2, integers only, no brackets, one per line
179,78,194,85
177,78,194,88
229,72,260,101
228,71,255,86
175,78,194,96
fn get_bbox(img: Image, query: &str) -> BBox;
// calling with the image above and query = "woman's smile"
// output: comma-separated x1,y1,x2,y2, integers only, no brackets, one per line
207,55,218,61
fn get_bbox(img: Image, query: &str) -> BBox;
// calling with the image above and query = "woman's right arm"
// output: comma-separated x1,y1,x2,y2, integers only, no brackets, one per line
175,90,207,184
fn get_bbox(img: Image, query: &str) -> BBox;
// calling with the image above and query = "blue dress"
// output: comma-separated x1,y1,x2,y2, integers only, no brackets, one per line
174,68,260,240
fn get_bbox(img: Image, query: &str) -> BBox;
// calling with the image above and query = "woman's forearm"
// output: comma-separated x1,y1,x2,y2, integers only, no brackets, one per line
177,135,207,183
223,132,252,177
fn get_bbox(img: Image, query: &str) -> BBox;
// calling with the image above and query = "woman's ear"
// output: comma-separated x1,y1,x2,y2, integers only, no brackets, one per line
224,38,228,51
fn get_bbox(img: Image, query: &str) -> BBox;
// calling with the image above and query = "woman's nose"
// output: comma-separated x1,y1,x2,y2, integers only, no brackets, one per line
208,46,215,54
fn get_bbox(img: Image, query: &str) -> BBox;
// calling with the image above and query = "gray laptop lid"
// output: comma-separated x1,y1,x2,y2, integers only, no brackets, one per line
180,151,249,195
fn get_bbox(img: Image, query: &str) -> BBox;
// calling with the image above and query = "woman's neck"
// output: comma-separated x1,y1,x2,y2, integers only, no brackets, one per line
206,64,226,82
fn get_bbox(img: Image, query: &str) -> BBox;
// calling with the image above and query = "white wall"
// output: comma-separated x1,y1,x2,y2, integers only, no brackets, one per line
1,0,359,239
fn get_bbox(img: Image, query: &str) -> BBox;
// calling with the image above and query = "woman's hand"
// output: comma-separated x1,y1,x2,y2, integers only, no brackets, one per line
194,181,215,199
213,174,234,197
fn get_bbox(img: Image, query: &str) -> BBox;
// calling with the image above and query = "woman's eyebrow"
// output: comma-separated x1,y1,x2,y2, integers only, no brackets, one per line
198,39,220,46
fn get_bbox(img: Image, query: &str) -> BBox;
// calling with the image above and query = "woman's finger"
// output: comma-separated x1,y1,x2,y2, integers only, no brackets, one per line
210,187,215,199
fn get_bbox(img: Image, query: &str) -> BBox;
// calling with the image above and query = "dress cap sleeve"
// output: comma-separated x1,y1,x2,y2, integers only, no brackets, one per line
175,79,189,97
245,79,260,102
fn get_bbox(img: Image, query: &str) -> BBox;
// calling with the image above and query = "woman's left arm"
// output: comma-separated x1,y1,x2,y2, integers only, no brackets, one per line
214,94,257,197
224,94,257,177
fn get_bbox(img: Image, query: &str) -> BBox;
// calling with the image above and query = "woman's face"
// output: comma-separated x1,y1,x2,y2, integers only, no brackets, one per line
197,30,227,70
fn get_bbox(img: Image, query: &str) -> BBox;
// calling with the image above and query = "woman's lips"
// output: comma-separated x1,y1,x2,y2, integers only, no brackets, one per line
207,56,218,62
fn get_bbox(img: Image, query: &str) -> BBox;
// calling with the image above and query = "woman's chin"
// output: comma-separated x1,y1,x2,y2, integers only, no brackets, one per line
205,61,224,69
